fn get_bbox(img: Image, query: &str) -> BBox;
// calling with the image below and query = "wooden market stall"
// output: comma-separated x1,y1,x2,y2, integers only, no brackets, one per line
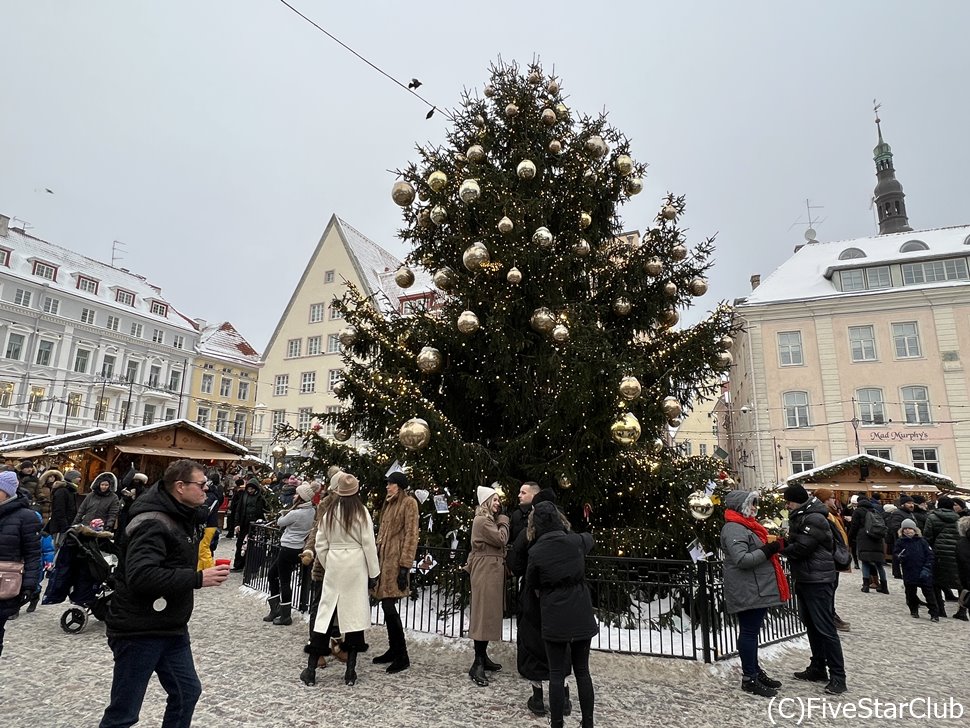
0,427,109,469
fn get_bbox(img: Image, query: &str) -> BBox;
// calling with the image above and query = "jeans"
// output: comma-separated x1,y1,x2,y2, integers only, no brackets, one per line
736,607,768,678
267,546,302,605
860,561,886,584
905,583,938,617
545,639,594,726
795,582,845,680
100,634,202,728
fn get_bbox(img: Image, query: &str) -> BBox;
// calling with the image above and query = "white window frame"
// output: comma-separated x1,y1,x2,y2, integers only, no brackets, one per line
328,369,342,392
783,391,810,428
307,336,322,356
4,333,25,360
130,323,143,338
106,315,121,332
777,331,803,366
856,388,886,425
298,407,313,430
891,322,921,359
201,373,214,394
32,261,57,280
0,249,9,267
168,369,182,392
327,334,341,354
901,258,969,285
66,392,82,418
150,301,168,317
865,447,892,460
80,308,96,325
73,348,91,374
271,409,286,429
215,410,229,434
115,289,136,306
309,303,325,323
77,276,99,294
287,339,302,358
101,354,116,378
196,406,210,428
324,270,335,284
35,339,55,367
172,335,184,350
220,377,232,397
323,405,341,437
14,289,32,307
143,403,157,426
42,296,60,315
151,329,165,344
238,380,249,401
911,447,940,473
848,325,877,362
274,374,288,396
329,303,344,320
789,449,815,474
901,385,931,425
301,371,316,394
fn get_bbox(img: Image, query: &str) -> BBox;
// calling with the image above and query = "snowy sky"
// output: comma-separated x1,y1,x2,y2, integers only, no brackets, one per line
2,1,968,352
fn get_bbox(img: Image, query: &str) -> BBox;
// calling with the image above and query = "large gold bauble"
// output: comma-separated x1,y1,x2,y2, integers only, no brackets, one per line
579,212,592,229
391,181,416,207
718,351,734,368
690,278,709,296
610,412,642,445
498,216,514,234
551,324,569,342
517,159,537,180
586,135,608,158
483,85,495,98
432,267,457,291
661,396,682,419
555,103,568,120
663,282,678,298
662,204,678,220
541,108,557,126
416,346,443,374
399,418,431,450
548,139,562,154
688,491,715,521
333,427,351,443
528,70,542,84
416,207,431,228
618,376,642,400
462,242,491,271
650,437,665,454
428,170,448,192
661,308,680,327
430,205,448,225
530,307,556,333
466,144,486,163
547,79,560,94
505,103,519,117
394,266,415,288
338,325,358,347
507,267,523,284
644,258,663,277
457,310,480,334
572,239,591,257
532,226,554,248
668,416,683,428
615,154,634,176
671,244,688,261
719,335,734,351
583,169,598,185
625,177,643,196
473,114,486,127
458,179,481,204
612,297,632,316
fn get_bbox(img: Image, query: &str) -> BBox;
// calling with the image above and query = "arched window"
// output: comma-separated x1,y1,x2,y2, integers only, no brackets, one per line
900,240,928,253
838,247,866,260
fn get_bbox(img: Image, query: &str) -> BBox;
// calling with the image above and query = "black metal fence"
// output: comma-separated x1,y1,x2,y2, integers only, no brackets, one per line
242,524,805,663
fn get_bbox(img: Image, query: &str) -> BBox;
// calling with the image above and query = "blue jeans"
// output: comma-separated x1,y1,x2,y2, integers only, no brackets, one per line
860,561,886,584
100,634,202,728
736,607,768,678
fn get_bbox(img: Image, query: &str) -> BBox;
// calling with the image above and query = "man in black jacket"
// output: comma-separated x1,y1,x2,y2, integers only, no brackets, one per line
99,459,229,728
231,479,267,571
780,483,847,695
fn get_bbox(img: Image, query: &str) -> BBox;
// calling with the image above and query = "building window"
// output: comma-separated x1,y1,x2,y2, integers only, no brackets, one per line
4,333,25,360
848,325,877,362
0,382,13,407
911,447,940,473
152,329,164,344
172,335,184,350
150,301,168,317
322,405,341,437
75,308,94,326
287,339,302,358
119,400,130,425
14,289,32,307
783,391,810,428
327,334,341,354
329,303,344,320
699,443,708,457
42,296,60,315
130,323,143,338
29,386,46,412
94,397,109,422
35,340,55,367
115,289,136,306
201,373,214,394
840,269,865,292
32,261,57,280
125,360,140,384
0,249,9,266
298,407,313,430
301,371,316,394
901,258,969,285
232,412,247,439
143,404,156,426
325,270,335,284
196,407,210,428
274,374,289,396
165,407,176,420
309,303,325,323
66,392,82,418
106,315,120,331
148,365,161,388
900,240,929,253
73,349,90,373
218,377,231,397
856,388,886,425
101,354,116,378
238,381,249,401
866,266,892,289
328,369,343,392
271,409,286,430
307,336,322,356
777,331,803,366
838,248,866,260
789,449,815,474
77,276,99,294
168,369,182,392
901,386,931,424
866,447,892,460
891,322,921,358
215,410,229,434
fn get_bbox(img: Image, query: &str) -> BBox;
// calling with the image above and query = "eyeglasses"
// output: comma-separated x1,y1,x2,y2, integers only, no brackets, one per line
180,479,207,489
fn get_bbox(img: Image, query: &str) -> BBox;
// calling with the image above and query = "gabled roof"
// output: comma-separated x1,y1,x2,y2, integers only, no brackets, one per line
197,321,262,368
43,419,250,455
0,427,109,455
785,453,953,487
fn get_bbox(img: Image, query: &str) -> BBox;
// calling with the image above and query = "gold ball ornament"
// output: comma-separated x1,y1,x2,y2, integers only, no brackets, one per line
719,335,734,350
546,79,560,95
625,178,643,196
528,70,542,84
530,307,556,333
483,85,495,98
661,396,682,419
416,346,443,374
688,491,715,521
671,244,688,261
555,103,568,120
466,144,485,163
579,212,592,229
427,171,448,192
416,207,431,228
618,376,642,400
430,205,448,225
644,258,663,277
615,154,634,176
583,169,598,185
462,242,491,271
663,282,678,298
332,379,345,396
399,418,431,450
690,278,709,296
394,266,415,288
506,267,523,284
458,179,481,204
516,159,537,180
548,139,562,154
662,204,678,220
541,108,557,126
668,416,683,428
572,239,591,257
457,310,480,334
651,437,665,454
505,103,519,118
558,473,572,489
497,216,514,234
473,114,486,127
333,427,351,443
718,351,734,368
338,325,358,347
612,297,632,316
661,308,680,328
532,226,554,248
432,267,457,291
391,181,416,207
610,412,642,445
585,135,608,158
551,324,569,343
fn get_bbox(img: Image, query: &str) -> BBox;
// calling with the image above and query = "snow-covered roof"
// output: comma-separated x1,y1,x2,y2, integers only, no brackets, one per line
0,427,109,455
742,224,970,306
0,224,198,331
335,217,404,300
785,453,953,487
197,321,262,368
43,418,251,455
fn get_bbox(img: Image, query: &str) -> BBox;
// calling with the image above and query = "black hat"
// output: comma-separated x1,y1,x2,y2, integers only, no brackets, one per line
912,495,926,505
386,471,409,489
782,483,809,504
531,487,558,506
937,496,955,510
898,495,914,505
531,501,565,539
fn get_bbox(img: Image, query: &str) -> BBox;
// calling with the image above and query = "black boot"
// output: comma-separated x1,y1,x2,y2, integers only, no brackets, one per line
562,683,572,716
300,653,317,686
482,654,502,672
742,675,778,698
26,591,40,614
468,657,488,687
954,608,969,621
372,648,395,664
910,609,920,618
825,677,848,695
273,602,293,626
860,579,870,593
344,648,358,686
263,595,281,622
876,581,889,594
757,669,782,689
527,685,546,716
793,664,828,682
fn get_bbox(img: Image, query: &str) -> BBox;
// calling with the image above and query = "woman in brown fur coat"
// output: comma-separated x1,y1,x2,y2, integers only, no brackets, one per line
371,471,419,674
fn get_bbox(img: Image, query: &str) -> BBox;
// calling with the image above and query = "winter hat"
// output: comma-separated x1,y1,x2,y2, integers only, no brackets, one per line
850,494,860,506
531,487,558,507
477,485,497,506
328,472,343,493
937,496,955,510
813,487,834,502
133,473,149,484
912,495,926,505
782,483,809,504
900,518,918,531
19,459,34,470
64,469,82,483
246,478,260,491
0,471,19,498
531,501,566,539
898,495,914,505
335,473,360,497
386,471,409,489
295,483,315,503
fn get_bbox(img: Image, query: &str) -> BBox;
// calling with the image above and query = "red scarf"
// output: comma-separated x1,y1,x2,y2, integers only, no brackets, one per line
724,510,791,602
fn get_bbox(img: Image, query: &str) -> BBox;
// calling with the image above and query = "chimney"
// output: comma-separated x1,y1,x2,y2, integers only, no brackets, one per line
0,214,8,237
194,318,208,330
750,274,761,290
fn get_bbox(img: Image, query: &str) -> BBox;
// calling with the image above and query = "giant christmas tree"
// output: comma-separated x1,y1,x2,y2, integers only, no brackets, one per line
296,61,735,557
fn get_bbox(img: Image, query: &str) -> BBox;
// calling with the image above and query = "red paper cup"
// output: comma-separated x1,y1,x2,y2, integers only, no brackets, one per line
215,559,231,567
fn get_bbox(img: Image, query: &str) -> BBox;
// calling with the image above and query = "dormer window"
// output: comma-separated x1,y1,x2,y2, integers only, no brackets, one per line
0,248,10,267
77,275,99,294
900,240,928,253
150,301,169,317
32,260,58,281
838,248,866,260
115,289,136,306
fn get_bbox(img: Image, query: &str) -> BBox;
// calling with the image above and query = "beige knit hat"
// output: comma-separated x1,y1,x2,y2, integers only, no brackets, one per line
477,485,497,506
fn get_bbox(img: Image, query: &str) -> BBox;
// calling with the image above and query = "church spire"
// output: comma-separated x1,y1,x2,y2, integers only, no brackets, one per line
872,101,912,235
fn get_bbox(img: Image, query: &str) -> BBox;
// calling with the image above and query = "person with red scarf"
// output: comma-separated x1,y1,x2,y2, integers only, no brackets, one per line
720,490,790,697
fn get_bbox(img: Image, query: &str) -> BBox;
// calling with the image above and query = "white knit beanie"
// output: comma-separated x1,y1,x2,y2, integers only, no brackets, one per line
477,485,497,506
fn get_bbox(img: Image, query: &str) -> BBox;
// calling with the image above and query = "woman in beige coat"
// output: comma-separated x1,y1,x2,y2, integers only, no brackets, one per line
310,473,380,686
371,471,419,674
465,484,510,687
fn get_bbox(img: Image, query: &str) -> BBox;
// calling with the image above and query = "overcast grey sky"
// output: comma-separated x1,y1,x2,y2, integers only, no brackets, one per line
2,1,968,352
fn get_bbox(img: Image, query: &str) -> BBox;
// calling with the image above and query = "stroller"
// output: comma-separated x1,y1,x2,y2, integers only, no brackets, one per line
43,525,120,633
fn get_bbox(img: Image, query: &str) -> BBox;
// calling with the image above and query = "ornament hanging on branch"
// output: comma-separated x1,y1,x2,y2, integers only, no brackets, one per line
433,267,458,291
541,108,557,126
517,160,537,180
688,491,715,521
663,282,678,298
428,171,448,192
618,376,642,400
395,266,415,288
548,139,562,154
585,135,608,158
671,244,688,261
430,205,448,225
457,310,480,334
333,427,351,442
719,335,734,350
391,181,416,207
498,216,514,234
458,179,481,204
662,396,682,419
612,297,632,316
610,412,642,445
572,239,591,257
650,437,665,454
558,473,572,489
690,278,709,296
532,226,554,248
466,144,485,163
546,79,560,94
338,326,358,347
530,307,556,333
399,418,431,450
662,204,678,221
416,346,443,374
506,266,523,284
505,103,519,118
625,178,643,196
718,351,734,368
614,154,634,176
551,324,569,343
462,242,490,271
644,258,663,277
579,212,592,229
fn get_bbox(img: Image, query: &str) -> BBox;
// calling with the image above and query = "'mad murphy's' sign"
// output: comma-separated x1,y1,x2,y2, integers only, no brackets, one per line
869,430,930,442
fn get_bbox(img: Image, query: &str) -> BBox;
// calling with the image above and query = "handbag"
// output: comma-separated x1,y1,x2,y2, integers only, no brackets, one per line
827,521,852,571
0,560,25,600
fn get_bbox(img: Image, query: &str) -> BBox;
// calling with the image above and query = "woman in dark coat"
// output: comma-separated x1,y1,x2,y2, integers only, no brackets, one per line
0,471,42,657
847,497,888,593
956,516,970,621
73,472,121,531
923,497,962,618
525,501,596,728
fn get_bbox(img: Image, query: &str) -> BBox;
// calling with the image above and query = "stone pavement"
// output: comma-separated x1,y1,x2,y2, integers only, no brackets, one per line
2,543,967,727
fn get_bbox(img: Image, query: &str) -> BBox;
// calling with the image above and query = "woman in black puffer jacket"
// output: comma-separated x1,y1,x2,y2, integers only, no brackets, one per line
0,471,42,657
848,498,888,593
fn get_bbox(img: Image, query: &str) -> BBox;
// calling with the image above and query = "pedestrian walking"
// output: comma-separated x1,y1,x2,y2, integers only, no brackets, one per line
34,468,62,522
923,496,962,618
263,482,316,627
48,473,79,547
885,496,917,579
230,479,267,571
848,496,889,594
893,518,939,621
0,470,42,658
73,472,121,531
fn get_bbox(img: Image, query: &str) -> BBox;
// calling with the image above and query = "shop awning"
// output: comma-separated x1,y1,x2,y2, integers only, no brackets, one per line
1,448,45,458
808,483,940,493
115,444,249,461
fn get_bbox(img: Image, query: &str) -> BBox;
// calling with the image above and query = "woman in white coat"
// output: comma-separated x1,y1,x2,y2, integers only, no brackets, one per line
308,473,380,686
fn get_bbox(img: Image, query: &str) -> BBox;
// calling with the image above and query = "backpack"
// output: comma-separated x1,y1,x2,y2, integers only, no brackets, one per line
864,509,887,540
827,520,852,571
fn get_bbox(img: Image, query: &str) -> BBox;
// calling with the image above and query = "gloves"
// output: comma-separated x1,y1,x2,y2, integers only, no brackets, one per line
919,568,932,583
367,576,379,591
18,590,32,607
759,541,781,558
397,567,409,591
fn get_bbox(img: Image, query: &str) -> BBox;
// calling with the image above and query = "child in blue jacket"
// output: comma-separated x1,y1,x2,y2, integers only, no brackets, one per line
893,518,938,621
